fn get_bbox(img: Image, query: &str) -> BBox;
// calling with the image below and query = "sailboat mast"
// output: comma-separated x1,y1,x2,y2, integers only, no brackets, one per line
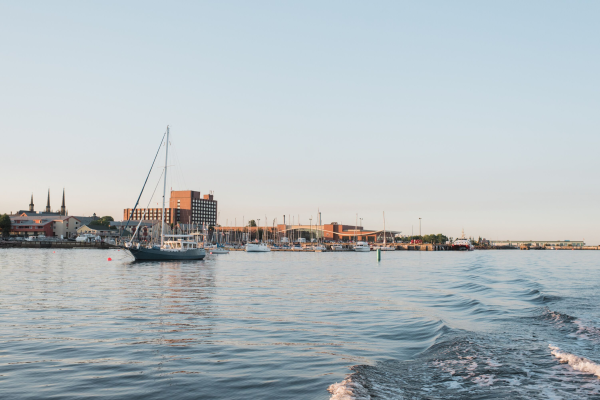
383,211,386,245
161,126,169,247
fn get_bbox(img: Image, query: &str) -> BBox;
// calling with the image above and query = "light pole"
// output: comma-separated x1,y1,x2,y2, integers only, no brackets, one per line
309,217,312,242
257,218,260,242
419,218,422,237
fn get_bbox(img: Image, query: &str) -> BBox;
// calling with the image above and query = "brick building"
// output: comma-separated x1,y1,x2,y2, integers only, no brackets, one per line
123,190,217,225
274,222,399,242
8,215,82,238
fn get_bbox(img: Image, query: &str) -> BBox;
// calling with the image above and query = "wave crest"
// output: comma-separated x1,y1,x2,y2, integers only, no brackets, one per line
549,345,600,378
327,378,370,400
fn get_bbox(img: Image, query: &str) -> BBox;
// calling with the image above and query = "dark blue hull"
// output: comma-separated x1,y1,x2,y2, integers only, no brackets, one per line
128,247,206,261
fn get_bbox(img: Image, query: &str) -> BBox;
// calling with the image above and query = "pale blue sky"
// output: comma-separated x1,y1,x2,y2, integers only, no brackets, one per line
2,1,599,243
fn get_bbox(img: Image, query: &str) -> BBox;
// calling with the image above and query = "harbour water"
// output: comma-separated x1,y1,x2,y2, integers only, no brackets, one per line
1,249,599,399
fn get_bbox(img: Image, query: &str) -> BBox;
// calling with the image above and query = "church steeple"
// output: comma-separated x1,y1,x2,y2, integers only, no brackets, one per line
60,189,66,216
29,194,34,212
46,189,51,213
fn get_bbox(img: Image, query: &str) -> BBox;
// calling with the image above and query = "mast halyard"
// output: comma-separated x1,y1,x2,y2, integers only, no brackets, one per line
161,126,169,248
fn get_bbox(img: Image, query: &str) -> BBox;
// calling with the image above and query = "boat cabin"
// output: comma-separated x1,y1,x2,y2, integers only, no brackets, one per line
162,235,199,251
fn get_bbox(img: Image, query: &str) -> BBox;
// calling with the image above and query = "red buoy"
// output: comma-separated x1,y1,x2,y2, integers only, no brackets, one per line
107,258,112,261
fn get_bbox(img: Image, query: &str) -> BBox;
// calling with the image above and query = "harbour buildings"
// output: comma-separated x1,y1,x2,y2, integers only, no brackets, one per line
123,190,217,225
6,191,101,238
211,222,399,243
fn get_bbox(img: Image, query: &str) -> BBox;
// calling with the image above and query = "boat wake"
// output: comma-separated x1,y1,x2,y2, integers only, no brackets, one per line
327,378,370,400
328,312,600,399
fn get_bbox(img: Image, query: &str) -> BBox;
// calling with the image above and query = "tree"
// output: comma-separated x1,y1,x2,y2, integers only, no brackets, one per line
421,233,448,244
92,216,115,227
0,214,11,238
248,220,257,227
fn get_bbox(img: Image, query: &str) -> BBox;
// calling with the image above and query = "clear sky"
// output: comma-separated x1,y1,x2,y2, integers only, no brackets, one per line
2,1,599,243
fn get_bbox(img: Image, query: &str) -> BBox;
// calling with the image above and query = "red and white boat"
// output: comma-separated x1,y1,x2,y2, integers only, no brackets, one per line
452,230,474,251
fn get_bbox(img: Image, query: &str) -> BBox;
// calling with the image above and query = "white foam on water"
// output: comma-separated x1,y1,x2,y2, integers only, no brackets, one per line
328,378,371,400
573,319,600,342
472,374,495,387
549,345,600,378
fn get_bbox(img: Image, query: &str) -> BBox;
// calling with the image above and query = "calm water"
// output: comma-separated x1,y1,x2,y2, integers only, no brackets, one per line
1,249,600,399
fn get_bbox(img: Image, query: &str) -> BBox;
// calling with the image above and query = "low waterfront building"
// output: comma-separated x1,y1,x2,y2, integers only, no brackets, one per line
9,215,82,238
9,216,54,237
77,224,118,238
51,216,82,238
110,221,157,239
275,222,399,242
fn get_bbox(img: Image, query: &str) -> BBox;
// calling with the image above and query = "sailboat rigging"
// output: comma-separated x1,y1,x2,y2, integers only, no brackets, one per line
125,126,206,261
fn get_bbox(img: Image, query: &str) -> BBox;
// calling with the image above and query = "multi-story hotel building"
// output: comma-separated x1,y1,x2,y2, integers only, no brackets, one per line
123,190,217,225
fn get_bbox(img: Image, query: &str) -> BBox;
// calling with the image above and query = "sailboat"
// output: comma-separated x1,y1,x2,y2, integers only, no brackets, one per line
245,219,271,252
380,211,395,251
126,127,206,261
312,211,326,251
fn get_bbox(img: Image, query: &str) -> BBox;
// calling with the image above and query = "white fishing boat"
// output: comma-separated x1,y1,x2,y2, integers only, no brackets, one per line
312,245,326,252
354,241,370,252
331,244,343,251
452,229,474,251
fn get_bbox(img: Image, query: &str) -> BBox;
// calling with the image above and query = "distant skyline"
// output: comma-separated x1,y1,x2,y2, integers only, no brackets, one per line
2,1,599,244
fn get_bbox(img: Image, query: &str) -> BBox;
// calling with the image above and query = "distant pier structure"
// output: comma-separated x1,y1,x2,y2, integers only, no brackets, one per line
490,240,585,248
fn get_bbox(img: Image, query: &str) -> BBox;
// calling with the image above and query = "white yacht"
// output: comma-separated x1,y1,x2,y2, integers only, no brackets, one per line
354,241,370,252
245,242,271,252
312,245,326,252
331,244,343,251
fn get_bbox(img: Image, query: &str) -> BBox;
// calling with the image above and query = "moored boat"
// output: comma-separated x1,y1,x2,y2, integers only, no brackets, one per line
128,234,206,260
246,242,271,252
205,244,230,254
124,126,206,261
354,241,370,252
452,230,474,251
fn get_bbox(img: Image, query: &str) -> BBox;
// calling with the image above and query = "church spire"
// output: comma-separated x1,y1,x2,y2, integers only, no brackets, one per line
61,189,66,216
29,194,34,212
46,189,51,213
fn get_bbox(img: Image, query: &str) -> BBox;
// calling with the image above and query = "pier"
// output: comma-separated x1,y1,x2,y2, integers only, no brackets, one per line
0,240,117,249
